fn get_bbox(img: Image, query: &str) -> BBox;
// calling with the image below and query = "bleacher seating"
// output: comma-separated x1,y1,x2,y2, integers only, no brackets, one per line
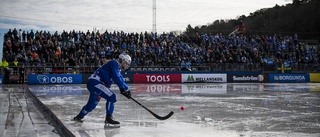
1,28,319,73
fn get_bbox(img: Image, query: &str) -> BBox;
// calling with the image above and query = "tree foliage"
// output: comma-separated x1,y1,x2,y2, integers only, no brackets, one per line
184,0,319,39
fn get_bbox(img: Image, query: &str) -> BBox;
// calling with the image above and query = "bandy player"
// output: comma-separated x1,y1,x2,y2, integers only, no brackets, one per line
73,53,132,128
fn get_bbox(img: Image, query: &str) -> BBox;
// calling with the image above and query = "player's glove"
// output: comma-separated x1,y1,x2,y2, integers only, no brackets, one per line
120,88,131,99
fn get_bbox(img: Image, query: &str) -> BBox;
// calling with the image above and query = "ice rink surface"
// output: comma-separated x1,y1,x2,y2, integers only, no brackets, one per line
2,83,320,137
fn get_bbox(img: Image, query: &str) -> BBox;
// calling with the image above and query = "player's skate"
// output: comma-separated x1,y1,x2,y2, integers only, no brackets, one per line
72,115,84,123
104,114,120,128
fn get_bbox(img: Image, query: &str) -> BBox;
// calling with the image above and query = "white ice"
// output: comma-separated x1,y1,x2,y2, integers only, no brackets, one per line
27,83,320,137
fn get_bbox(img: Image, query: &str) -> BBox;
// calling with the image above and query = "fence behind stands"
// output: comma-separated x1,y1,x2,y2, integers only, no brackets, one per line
0,62,319,84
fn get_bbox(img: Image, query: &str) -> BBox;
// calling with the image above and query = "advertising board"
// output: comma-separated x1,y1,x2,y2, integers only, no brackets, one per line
309,73,320,82
28,74,82,84
269,74,310,83
227,74,265,83
133,74,181,83
182,74,227,83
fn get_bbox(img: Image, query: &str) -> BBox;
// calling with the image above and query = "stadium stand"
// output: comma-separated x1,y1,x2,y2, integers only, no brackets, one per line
1,28,320,80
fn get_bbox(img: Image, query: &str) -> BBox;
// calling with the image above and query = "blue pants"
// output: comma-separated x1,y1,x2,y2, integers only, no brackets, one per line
77,79,117,118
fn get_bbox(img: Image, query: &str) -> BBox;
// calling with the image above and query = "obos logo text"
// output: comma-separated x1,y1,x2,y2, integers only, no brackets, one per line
37,75,73,83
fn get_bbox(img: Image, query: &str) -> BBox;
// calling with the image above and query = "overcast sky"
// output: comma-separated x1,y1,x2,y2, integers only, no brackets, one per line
0,0,291,33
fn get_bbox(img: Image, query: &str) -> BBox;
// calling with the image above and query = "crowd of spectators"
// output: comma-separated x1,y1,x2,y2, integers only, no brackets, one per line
2,28,320,73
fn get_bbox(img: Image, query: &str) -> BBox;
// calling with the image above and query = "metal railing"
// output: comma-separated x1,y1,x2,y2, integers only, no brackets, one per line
2,63,319,75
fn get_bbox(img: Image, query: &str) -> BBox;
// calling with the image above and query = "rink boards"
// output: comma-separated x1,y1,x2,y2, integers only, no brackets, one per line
24,72,320,85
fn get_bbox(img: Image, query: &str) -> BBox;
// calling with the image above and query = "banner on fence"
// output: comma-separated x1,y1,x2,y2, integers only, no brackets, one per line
309,73,320,82
227,74,265,83
133,74,181,83
28,74,82,84
269,74,310,83
182,74,227,83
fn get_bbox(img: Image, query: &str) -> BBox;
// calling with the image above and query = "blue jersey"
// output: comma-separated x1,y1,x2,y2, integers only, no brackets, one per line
93,60,129,90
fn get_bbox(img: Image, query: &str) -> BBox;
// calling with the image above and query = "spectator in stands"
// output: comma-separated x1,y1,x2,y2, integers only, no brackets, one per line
314,59,319,72
74,63,80,74
12,28,18,42
22,30,26,42
1,59,9,69
19,29,22,42
13,59,19,75
2,28,319,74
185,59,192,71
4,67,11,84
18,64,26,84
30,29,34,40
